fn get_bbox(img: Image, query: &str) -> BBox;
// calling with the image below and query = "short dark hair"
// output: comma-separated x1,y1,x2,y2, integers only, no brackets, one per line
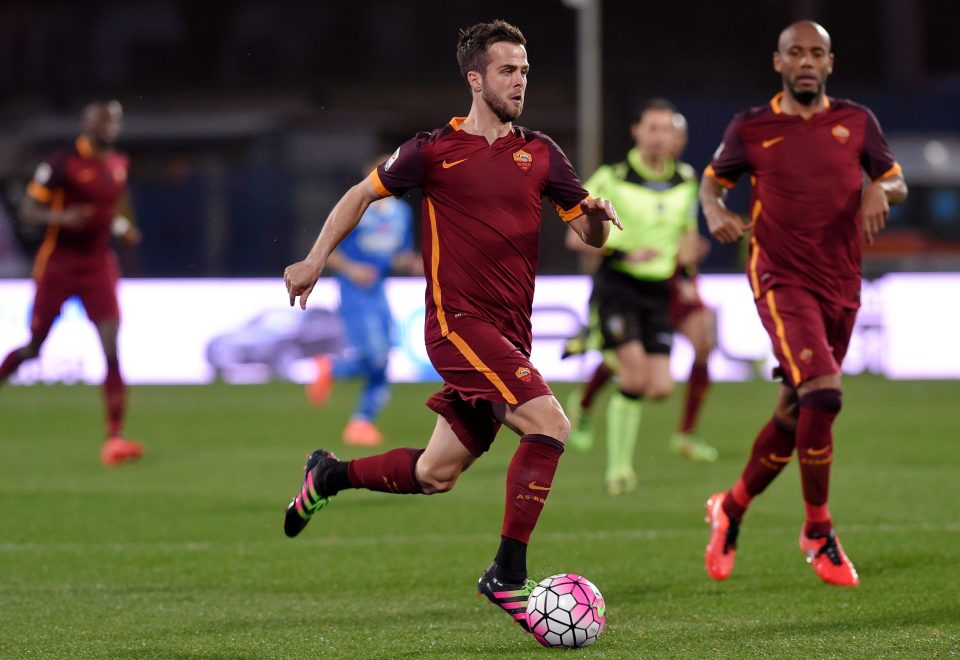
456,20,526,81
632,97,677,124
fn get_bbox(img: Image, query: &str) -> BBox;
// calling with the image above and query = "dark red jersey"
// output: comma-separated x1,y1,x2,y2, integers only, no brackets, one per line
706,93,900,308
372,117,589,352
26,136,129,273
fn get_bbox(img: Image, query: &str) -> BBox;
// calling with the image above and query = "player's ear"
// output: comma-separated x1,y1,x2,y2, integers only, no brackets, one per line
467,70,482,94
773,51,782,74
827,53,834,74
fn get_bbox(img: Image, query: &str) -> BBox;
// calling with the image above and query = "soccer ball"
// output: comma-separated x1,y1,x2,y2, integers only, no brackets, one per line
526,573,606,648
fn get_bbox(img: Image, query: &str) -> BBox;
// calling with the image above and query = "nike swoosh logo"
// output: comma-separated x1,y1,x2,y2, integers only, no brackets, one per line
768,453,793,463
442,158,468,169
762,136,785,148
528,481,551,491
807,446,831,456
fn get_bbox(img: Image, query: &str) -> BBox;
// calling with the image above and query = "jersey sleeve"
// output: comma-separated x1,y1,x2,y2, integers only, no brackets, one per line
541,135,590,222
705,115,749,189
25,151,67,205
860,108,901,182
370,135,427,198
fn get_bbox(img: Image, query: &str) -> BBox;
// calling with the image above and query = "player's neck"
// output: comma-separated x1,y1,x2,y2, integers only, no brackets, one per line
779,89,829,119
462,104,514,144
78,134,110,160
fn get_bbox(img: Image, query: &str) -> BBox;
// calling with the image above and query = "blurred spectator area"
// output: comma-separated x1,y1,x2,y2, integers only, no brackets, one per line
0,0,957,277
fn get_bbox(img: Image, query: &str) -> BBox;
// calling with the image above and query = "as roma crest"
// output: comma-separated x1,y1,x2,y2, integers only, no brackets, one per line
513,149,533,173
831,124,850,144
515,366,532,383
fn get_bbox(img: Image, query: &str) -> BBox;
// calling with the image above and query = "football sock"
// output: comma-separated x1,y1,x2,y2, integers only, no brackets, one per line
580,362,614,410
501,434,564,544
797,389,842,537
605,390,642,481
679,362,710,434
723,416,796,522
103,359,125,437
0,348,27,384
494,536,528,583
356,363,389,421
345,448,425,494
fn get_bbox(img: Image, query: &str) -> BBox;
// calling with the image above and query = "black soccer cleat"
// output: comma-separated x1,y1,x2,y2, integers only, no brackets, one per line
477,562,536,631
283,448,339,538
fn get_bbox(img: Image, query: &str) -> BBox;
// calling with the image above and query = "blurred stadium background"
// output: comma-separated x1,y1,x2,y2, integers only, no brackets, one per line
1,0,958,386
0,0,958,279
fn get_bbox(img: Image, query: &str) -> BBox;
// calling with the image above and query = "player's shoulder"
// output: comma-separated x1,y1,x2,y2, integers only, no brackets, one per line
41,145,76,167
732,101,776,127
676,161,697,182
514,125,561,149
827,97,879,120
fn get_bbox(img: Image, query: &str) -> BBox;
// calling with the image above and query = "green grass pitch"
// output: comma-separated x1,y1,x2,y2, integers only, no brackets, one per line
1,376,958,658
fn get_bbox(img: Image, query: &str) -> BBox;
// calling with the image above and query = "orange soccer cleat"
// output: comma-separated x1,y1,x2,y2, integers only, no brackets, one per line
799,528,859,587
342,419,383,446
100,435,144,466
306,355,334,407
704,491,739,581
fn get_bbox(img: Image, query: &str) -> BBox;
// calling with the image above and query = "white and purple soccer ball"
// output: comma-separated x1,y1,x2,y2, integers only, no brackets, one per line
526,573,606,648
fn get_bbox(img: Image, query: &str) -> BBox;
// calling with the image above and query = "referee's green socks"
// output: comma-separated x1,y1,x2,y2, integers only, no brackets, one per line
605,390,643,493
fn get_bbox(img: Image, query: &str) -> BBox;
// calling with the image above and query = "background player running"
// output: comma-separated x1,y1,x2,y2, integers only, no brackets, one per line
280,20,620,631
700,20,907,587
0,101,144,466
306,155,421,447
564,99,711,494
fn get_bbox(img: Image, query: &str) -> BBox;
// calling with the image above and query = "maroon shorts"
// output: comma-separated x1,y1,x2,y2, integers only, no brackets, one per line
668,275,707,328
31,251,120,337
425,317,552,457
755,286,858,388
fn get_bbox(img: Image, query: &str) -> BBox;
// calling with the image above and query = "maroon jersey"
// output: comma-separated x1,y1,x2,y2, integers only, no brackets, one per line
371,117,589,352
26,136,129,276
706,93,901,308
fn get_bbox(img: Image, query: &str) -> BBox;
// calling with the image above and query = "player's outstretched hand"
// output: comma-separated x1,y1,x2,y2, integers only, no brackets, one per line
284,259,323,309
580,198,622,230
861,182,889,246
706,207,750,244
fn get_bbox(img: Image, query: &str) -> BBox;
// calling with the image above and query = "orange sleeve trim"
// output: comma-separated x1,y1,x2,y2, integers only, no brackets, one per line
556,195,591,223
368,170,391,198
446,331,519,405
872,162,902,182
26,181,52,204
766,290,802,386
426,198,448,337
705,165,736,189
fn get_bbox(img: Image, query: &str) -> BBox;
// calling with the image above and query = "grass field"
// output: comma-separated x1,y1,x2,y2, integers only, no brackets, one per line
2,376,959,658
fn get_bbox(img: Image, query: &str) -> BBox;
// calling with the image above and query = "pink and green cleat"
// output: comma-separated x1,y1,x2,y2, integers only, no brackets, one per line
477,562,537,631
283,449,339,538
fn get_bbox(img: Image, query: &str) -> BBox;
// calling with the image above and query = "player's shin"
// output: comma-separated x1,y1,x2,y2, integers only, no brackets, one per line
796,389,842,536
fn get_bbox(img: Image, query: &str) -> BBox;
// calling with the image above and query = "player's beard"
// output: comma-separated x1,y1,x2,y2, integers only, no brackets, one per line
481,85,523,123
788,80,823,106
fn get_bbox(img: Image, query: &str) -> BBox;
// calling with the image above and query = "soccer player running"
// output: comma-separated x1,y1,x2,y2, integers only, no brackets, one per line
565,109,718,466
281,20,620,630
565,99,713,495
306,156,422,447
0,101,145,466
701,21,907,587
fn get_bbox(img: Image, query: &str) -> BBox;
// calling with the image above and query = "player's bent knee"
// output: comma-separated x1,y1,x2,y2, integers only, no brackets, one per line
416,464,461,494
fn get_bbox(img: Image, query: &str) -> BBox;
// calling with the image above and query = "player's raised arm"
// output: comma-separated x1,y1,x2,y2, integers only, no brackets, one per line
284,177,381,309
699,173,748,244
567,197,621,248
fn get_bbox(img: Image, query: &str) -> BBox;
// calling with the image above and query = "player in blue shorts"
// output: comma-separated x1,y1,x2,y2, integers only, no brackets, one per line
306,156,421,446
